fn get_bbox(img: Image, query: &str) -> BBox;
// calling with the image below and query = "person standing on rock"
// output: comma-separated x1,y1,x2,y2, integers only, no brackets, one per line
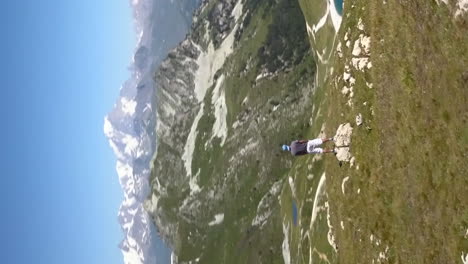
282,137,335,156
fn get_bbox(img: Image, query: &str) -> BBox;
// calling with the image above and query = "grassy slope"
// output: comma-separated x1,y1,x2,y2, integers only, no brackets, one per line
301,0,468,263
278,0,341,263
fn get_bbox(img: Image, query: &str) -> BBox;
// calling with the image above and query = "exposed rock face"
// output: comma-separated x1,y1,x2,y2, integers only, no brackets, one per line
147,38,202,248
208,0,238,46
334,123,353,162
155,39,200,150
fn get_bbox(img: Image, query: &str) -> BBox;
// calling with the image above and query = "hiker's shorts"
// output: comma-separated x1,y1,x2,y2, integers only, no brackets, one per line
307,138,323,153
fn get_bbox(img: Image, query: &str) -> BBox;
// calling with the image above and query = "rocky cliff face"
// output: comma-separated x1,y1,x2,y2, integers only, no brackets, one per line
146,0,316,262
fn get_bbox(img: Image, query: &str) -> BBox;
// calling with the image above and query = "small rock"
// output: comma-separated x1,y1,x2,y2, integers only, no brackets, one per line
356,113,363,126
337,42,343,58
343,72,351,82
341,86,350,95
357,18,364,31
352,39,362,56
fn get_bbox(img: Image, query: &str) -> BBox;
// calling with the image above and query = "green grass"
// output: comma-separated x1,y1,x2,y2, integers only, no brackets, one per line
289,0,468,263
318,0,468,263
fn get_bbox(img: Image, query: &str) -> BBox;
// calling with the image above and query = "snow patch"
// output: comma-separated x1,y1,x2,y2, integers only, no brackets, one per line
326,201,337,251
462,252,468,264
312,10,329,34
123,247,145,264
211,75,228,145
171,252,177,264
311,173,327,228
436,0,448,5
208,214,224,226
282,222,291,264
329,0,343,32
193,0,243,102
121,97,137,116
189,169,202,195
341,176,350,194
308,0,342,36
289,176,297,199
255,72,271,81
184,1,244,174
123,135,140,156
182,105,205,177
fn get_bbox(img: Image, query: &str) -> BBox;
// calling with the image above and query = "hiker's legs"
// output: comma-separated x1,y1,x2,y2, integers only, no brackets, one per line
308,147,335,154
308,147,323,154
308,138,335,153
322,148,335,153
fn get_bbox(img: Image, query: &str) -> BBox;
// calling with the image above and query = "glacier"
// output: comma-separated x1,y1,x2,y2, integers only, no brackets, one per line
104,0,200,263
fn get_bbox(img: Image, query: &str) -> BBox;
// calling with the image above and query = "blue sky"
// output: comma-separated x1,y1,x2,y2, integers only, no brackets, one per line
2,1,134,263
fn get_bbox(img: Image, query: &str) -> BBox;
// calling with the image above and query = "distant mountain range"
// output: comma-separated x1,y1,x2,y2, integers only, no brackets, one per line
104,0,200,263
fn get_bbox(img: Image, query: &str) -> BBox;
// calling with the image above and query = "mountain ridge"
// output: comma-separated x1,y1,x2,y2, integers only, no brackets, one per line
104,0,200,263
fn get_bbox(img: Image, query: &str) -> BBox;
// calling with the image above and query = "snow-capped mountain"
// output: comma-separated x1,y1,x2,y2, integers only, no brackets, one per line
104,0,200,263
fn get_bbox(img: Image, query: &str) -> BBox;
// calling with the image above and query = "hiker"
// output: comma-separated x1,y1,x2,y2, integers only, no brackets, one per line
282,137,335,156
